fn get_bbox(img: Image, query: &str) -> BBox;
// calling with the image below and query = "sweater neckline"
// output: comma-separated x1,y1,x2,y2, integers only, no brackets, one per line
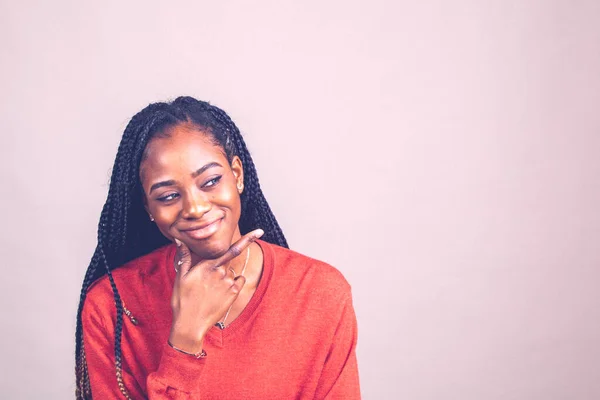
165,239,274,346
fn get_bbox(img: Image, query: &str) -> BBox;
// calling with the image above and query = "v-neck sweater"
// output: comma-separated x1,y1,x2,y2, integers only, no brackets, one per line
82,240,360,399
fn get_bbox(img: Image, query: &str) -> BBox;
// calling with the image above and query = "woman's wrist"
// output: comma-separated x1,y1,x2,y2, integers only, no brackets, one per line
168,324,207,354
168,333,205,354
167,340,207,358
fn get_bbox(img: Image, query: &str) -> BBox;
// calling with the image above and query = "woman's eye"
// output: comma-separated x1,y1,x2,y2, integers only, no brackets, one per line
157,193,179,202
203,176,222,188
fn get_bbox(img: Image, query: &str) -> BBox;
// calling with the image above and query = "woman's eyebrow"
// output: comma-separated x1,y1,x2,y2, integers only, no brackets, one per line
149,180,176,194
148,162,223,194
191,162,222,178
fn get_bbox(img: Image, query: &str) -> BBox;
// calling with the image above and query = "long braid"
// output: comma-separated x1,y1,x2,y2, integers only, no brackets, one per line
76,190,117,399
75,109,167,398
105,264,130,399
206,105,288,247
75,96,288,398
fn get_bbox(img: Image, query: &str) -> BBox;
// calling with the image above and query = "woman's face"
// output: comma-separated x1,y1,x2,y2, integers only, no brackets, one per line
140,123,244,261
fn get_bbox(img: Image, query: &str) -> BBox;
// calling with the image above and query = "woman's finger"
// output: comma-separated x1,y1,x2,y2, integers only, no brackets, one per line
213,229,264,268
174,238,193,275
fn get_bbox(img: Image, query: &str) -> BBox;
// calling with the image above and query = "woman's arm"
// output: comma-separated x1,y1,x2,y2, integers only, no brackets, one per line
82,294,206,399
315,292,361,400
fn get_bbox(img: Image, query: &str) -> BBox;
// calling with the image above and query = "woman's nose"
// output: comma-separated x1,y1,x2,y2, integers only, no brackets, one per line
181,191,211,219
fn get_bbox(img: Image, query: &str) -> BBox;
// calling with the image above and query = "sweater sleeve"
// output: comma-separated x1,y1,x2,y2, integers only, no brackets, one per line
315,292,362,400
82,296,207,399
146,344,206,398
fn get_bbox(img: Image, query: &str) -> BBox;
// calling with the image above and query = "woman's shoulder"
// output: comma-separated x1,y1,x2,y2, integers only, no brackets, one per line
260,240,352,299
83,244,174,309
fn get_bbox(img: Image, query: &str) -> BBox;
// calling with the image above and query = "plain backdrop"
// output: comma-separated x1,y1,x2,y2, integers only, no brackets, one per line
1,0,599,399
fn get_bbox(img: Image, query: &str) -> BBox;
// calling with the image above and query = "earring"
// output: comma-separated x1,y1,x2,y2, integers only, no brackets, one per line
149,215,155,222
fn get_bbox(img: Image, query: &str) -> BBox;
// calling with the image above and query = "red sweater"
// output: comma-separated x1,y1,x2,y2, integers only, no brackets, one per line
82,240,360,399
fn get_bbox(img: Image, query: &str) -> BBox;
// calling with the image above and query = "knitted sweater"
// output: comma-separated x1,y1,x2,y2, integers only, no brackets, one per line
82,240,360,399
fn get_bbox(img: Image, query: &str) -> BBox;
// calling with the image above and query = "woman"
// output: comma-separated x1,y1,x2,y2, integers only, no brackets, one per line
76,96,360,399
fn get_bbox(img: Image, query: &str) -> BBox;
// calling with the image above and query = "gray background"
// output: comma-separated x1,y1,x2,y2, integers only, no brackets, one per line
1,0,600,399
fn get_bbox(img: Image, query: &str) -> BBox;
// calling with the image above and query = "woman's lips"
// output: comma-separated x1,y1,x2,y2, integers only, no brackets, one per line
181,218,222,240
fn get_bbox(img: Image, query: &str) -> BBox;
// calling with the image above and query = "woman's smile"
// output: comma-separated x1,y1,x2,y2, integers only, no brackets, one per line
179,216,224,240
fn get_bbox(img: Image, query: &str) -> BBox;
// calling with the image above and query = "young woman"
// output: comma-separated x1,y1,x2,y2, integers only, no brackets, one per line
75,96,360,399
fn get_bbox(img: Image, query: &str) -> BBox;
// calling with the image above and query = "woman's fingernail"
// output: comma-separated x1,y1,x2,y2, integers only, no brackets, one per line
255,229,264,238
174,238,182,247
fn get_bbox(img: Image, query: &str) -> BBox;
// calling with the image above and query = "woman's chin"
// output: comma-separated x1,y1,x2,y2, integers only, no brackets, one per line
178,223,241,262
187,238,231,261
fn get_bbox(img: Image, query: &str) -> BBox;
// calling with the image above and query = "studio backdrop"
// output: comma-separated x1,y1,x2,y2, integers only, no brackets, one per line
1,0,599,399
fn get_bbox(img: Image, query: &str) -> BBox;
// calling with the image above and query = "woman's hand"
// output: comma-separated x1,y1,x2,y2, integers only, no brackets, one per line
168,229,264,353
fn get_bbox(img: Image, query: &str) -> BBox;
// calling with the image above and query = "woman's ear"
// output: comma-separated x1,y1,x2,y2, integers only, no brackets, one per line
141,192,154,220
231,156,244,194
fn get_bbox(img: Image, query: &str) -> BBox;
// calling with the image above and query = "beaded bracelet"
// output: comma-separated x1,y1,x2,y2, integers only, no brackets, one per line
167,340,207,359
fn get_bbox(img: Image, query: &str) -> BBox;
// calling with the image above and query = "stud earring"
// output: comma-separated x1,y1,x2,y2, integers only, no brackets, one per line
150,215,155,222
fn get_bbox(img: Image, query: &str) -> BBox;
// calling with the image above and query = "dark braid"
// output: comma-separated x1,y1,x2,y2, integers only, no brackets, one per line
75,97,288,398
206,106,288,247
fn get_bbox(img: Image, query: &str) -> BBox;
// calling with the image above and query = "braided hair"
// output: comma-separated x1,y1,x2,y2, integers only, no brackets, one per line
75,96,288,399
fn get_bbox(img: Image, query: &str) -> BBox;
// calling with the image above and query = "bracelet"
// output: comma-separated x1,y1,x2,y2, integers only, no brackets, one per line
167,340,207,359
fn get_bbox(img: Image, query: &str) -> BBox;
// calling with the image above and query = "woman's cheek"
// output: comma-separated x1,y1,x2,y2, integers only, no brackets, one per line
214,185,239,206
154,207,178,228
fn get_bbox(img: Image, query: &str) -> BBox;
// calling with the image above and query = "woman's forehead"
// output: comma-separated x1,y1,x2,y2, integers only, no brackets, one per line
140,127,227,178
